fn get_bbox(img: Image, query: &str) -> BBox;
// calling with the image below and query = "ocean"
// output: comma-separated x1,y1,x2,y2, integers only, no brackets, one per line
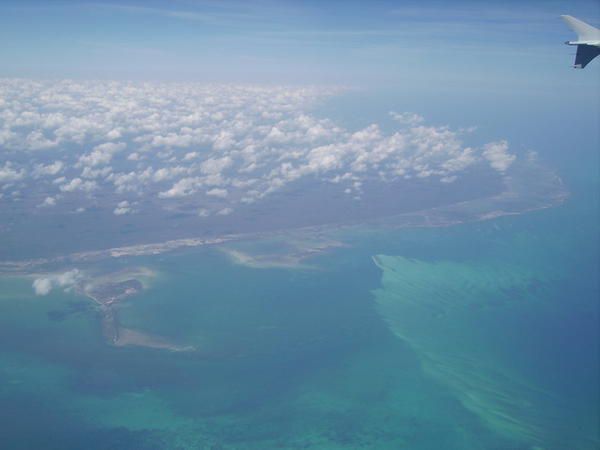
0,179,598,449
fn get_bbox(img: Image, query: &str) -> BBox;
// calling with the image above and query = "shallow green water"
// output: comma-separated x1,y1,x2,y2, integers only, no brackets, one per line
0,193,598,449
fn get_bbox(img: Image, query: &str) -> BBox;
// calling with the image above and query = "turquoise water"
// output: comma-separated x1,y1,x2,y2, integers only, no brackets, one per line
0,190,598,449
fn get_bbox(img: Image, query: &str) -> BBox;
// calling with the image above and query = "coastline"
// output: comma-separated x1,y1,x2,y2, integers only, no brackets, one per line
0,159,568,275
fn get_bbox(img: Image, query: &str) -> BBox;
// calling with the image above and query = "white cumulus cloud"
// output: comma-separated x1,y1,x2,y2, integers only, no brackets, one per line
483,141,516,172
0,79,522,218
32,269,81,296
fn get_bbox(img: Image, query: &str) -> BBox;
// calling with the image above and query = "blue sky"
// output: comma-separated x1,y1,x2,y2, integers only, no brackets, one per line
1,0,599,87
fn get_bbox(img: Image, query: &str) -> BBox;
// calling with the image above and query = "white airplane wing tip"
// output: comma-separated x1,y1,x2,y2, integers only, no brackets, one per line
561,15,600,41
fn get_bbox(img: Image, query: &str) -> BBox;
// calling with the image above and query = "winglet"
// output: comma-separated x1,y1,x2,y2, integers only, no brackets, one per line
561,15,600,41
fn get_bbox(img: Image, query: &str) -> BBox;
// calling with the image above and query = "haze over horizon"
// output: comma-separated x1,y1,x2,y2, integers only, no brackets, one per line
1,0,599,87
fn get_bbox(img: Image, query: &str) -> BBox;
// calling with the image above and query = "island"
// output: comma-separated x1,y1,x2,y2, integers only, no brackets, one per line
79,276,194,352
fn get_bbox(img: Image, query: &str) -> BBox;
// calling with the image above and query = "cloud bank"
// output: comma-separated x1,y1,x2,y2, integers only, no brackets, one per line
0,79,517,218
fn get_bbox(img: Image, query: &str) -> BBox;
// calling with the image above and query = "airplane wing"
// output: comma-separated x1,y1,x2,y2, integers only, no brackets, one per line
574,44,600,68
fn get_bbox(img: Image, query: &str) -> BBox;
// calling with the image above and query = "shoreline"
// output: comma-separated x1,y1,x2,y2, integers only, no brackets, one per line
0,160,568,274
0,197,567,275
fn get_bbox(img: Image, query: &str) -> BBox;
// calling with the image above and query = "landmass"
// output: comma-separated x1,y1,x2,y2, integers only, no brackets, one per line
78,273,194,352
0,155,567,273
0,236,233,273
221,237,346,269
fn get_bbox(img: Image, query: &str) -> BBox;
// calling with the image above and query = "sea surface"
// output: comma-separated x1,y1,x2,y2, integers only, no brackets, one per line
0,186,598,449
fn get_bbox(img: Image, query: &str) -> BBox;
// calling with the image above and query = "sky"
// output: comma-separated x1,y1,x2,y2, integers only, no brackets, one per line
0,0,599,89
